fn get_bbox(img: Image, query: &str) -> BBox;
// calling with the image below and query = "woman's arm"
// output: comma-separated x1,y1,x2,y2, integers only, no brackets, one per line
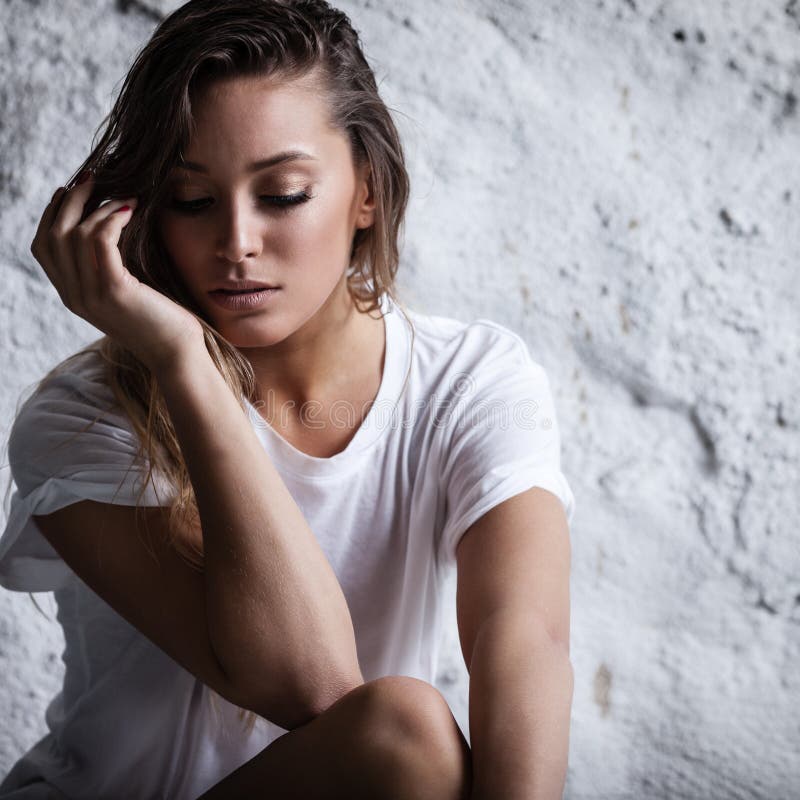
467,611,573,800
154,344,364,717
455,486,573,800
29,177,363,721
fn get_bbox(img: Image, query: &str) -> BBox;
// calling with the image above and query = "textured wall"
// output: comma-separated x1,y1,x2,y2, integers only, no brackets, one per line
1,1,798,798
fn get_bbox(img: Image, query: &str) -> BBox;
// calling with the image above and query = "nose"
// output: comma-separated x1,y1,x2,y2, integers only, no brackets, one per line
215,197,263,264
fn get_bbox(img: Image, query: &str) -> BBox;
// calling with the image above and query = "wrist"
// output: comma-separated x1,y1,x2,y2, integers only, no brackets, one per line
148,338,210,385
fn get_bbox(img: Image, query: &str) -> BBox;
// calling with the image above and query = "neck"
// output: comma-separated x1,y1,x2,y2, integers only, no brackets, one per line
242,279,382,410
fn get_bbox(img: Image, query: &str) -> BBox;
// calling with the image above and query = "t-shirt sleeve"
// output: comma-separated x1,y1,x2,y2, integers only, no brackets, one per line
0,360,176,592
437,330,576,565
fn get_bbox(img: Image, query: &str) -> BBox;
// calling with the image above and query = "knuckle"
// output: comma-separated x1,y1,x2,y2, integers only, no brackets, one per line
94,227,117,248
48,224,67,242
71,223,91,243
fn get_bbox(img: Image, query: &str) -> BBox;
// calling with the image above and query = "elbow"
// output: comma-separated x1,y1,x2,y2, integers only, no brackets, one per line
303,668,365,720
237,684,321,731
298,642,364,705
240,664,365,732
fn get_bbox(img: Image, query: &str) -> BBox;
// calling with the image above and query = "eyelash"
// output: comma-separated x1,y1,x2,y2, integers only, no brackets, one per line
170,191,313,215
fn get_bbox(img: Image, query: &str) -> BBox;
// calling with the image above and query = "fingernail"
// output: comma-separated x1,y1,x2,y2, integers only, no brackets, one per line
115,205,131,213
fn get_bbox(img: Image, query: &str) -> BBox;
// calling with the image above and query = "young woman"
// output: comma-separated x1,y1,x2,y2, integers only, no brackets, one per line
0,1,576,798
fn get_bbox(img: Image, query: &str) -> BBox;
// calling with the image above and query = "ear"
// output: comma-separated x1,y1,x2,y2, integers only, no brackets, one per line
354,162,376,230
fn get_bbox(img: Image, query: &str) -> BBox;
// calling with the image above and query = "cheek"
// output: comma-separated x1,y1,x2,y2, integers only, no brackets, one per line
284,196,354,258
158,219,203,270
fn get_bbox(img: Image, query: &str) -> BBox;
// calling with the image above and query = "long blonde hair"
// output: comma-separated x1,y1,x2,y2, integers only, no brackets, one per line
9,0,416,736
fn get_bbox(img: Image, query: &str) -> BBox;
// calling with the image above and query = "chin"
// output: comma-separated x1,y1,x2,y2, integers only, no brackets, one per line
208,316,287,349
226,329,287,349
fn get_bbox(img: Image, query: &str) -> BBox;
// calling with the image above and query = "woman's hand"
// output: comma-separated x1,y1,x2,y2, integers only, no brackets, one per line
31,173,206,375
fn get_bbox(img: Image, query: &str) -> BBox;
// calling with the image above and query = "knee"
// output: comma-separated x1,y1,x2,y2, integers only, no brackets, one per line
349,676,473,800
358,676,457,744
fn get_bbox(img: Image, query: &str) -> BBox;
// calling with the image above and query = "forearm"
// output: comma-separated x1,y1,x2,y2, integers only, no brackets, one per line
468,610,574,800
154,346,363,711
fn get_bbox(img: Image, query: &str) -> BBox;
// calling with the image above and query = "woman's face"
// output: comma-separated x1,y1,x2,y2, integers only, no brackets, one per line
156,72,374,348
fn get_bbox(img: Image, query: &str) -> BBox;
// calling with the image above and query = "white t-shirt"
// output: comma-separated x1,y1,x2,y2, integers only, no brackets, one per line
0,293,575,800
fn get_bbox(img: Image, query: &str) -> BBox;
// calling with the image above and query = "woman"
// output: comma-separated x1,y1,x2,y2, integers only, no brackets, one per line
0,1,576,798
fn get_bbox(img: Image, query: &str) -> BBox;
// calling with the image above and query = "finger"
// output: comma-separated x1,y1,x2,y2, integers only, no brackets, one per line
76,194,139,237
50,175,98,308
31,187,70,300
53,172,97,232
32,186,66,259
73,198,138,299
92,202,138,296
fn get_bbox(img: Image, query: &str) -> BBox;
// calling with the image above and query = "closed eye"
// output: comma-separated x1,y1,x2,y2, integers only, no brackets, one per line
170,191,313,214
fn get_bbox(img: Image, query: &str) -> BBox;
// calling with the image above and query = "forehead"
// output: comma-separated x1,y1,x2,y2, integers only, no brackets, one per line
185,73,333,157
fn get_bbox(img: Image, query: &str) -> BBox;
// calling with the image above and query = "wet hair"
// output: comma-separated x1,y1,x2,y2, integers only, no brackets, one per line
14,0,414,735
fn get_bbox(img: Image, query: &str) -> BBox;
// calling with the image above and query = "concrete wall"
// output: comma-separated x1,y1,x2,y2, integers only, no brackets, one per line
1,1,798,797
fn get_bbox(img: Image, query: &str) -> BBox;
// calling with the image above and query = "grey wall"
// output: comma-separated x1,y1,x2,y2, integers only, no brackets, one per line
1,1,798,798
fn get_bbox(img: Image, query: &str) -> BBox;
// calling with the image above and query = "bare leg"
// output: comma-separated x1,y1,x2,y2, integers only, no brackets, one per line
196,676,472,800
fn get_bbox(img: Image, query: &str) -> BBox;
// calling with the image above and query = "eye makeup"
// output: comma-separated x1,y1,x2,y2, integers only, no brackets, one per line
168,189,314,215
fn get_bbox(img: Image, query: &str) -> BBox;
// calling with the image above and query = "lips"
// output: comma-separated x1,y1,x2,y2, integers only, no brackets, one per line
208,286,280,311
211,279,279,293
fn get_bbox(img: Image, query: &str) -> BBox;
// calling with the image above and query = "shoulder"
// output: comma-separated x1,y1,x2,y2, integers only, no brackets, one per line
16,343,114,412
7,344,140,488
401,304,541,382
390,305,557,445
10,345,117,442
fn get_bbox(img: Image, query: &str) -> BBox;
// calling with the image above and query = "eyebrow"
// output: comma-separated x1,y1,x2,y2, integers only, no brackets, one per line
176,150,317,174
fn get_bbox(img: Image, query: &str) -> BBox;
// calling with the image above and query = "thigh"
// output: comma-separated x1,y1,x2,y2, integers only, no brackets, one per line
196,676,472,800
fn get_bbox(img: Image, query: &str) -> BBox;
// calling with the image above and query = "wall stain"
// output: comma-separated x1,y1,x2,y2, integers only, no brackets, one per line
719,208,760,238
594,662,612,717
619,303,631,333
